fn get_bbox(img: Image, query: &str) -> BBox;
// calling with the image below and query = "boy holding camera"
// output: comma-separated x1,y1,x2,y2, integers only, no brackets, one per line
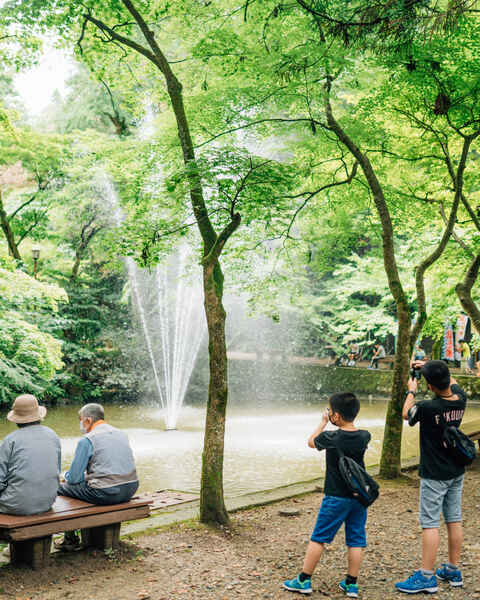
395,360,466,594
283,393,371,598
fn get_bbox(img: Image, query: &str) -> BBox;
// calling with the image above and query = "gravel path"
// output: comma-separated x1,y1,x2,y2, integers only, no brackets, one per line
3,462,480,599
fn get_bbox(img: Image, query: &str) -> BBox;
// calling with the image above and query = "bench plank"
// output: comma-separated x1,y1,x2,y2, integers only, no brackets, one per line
0,496,151,569
0,496,151,529
0,504,150,541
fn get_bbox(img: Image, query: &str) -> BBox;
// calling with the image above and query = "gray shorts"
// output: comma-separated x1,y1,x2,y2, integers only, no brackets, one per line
419,475,464,528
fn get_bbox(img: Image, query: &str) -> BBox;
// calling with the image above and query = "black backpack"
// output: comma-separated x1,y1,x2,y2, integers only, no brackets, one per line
333,440,380,507
439,413,476,466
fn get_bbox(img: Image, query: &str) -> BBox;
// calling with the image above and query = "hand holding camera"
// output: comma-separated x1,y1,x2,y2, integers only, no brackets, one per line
408,360,426,398
321,408,330,426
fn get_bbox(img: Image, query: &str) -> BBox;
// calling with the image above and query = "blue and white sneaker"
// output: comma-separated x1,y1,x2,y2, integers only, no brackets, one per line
436,564,463,587
339,579,359,597
283,574,312,594
395,571,438,594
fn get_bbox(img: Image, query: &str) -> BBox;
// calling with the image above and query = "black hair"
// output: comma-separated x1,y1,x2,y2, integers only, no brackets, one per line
17,421,41,428
421,360,450,391
329,392,360,422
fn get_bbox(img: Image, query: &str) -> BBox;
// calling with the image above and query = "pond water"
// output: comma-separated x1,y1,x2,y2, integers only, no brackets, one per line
2,399,479,497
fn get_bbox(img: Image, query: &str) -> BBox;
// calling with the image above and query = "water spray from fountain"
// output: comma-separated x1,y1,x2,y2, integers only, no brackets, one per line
101,174,205,430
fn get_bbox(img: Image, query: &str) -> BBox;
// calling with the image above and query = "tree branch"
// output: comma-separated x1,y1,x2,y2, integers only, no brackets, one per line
410,133,478,345
439,203,473,255
195,117,327,149
83,13,159,67
16,210,46,246
456,253,480,334
202,213,241,266
282,161,359,238
8,192,39,221
461,193,480,232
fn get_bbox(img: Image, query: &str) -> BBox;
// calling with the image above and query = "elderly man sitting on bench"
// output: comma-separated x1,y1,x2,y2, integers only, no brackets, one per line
0,394,61,515
56,403,138,551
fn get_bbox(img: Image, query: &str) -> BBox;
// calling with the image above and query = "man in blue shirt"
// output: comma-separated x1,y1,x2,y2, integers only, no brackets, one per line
56,403,139,550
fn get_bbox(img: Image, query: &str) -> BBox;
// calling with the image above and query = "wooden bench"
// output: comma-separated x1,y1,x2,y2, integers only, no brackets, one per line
0,496,151,569
378,355,395,369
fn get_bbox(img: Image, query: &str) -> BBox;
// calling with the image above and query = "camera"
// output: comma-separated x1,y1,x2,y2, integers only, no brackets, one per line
410,364,422,380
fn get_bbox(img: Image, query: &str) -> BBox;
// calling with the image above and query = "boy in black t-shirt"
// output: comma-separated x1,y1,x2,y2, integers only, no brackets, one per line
395,360,466,594
283,393,371,598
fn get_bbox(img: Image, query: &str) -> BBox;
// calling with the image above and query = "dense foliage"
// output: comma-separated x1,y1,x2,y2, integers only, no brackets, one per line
0,253,64,403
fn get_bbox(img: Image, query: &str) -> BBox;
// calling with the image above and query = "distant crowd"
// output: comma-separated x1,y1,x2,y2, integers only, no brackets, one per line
327,341,390,369
327,338,480,376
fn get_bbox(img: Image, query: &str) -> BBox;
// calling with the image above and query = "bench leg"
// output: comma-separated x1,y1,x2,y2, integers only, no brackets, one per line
81,523,120,550
10,535,52,569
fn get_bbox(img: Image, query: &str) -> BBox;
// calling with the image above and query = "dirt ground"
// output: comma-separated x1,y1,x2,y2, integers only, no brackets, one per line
2,463,480,600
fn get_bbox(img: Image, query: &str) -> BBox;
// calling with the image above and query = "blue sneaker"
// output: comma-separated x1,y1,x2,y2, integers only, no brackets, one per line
436,564,463,587
339,579,359,597
283,574,312,594
395,570,438,594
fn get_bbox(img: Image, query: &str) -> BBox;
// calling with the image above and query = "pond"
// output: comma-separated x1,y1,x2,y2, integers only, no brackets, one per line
2,398,479,497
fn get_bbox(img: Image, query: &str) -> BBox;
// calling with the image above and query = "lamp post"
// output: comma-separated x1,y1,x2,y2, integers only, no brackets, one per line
32,247,40,279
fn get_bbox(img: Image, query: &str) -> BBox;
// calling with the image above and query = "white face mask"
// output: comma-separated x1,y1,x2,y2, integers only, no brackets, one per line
80,421,87,434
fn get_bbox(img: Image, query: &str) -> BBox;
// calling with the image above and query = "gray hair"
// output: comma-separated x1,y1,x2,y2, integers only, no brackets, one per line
79,403,104,422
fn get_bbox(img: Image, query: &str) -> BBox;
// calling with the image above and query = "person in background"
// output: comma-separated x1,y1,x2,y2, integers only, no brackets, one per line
347,341,360,367
369,342,386,369
56,403,139,550
454,341,462,369
413,345,426,361
0,394,61,515
468,338,478,373
458,339,472,374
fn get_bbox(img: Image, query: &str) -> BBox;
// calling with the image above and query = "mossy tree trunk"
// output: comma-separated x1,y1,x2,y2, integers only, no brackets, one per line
200,261,229,524
0,190,21,260
83,0,242,524
70,217,103,283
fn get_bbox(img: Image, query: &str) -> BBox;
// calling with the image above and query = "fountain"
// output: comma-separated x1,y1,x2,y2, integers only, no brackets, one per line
132,249,205,429
101,174,205,429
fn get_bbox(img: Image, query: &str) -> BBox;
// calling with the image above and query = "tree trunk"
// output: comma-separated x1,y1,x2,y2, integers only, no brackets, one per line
70,250,82,283
456,253,480,334
0,190,21,260
200,261,230,525
379,305,410,477
70,225,102,284
324,83,410,478
89,0,234,523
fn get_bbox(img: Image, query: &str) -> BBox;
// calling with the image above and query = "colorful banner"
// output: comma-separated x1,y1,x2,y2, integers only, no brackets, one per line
455,313,469,342
442,320,455,361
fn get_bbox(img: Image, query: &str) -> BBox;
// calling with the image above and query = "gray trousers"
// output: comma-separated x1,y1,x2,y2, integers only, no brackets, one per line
58,480,139,543
58,480,139,505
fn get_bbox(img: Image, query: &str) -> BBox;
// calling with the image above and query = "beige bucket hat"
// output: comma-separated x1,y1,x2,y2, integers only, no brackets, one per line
7,394,47,424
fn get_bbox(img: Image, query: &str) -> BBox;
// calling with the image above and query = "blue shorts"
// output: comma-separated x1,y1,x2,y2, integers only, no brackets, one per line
311,495,367,547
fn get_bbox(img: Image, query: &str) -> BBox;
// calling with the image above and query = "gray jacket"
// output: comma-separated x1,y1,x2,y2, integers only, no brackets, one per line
85,423,138,489
0,424,61,515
